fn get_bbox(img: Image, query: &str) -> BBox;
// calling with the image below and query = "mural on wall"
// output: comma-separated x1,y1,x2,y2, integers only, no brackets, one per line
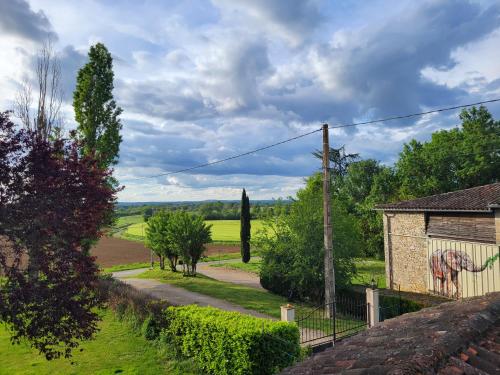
428,240,499,299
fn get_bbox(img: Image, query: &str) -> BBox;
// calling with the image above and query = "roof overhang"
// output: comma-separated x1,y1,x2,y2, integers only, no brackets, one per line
374,207,493,213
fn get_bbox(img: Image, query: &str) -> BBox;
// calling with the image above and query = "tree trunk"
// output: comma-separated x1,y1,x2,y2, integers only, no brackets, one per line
159,256,165,270
168,256,177,272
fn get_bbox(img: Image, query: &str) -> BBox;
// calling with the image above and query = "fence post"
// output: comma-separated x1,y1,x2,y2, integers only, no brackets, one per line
281,304,295,323
366,288,379,328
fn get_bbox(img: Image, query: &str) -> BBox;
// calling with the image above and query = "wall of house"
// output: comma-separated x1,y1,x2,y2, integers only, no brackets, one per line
383,212,427,293
427,212,496,243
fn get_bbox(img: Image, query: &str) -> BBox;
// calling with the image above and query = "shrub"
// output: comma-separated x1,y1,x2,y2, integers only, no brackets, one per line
161,305,300,375
98,278,170,339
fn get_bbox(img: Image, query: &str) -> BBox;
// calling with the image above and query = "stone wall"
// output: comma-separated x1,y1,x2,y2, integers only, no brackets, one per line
383,212,427,293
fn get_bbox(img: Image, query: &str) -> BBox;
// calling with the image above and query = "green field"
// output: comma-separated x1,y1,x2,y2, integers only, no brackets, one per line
116,215,264,243
0,310,198,375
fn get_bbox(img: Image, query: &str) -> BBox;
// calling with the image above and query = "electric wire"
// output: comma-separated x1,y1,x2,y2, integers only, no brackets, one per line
127,98,500,180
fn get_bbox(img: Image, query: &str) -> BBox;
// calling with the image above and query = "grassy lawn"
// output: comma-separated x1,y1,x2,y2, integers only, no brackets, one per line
115,215,264,243
102,262,152,273
0,310,198,375
204,220,264,242
210,258,261,273
351,258,386,289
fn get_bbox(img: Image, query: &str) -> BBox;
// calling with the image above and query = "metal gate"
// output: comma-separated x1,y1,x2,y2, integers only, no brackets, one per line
427,238,500,299
296,294,368,348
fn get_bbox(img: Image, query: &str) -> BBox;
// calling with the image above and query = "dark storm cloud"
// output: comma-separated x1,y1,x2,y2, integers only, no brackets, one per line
0,0,56,41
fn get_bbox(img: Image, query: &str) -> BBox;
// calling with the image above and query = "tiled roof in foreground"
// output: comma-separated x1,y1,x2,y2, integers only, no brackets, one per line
375,183,500,212
280,292,500,375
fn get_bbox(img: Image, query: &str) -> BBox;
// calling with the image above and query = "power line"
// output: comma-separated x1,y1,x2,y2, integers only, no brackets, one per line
133,127,323,179
130,98,500,180
328,98,500,129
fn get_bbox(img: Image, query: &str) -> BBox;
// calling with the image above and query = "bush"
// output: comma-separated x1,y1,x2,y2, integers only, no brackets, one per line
98,278,170,338
161,305,300,375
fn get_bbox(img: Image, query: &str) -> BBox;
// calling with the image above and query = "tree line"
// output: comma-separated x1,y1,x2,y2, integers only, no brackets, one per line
116,200,291,221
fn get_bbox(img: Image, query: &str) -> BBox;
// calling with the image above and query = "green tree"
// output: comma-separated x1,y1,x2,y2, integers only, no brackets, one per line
256,173,361,302
396,106,500,198
240,189,251,263
312,145,359,180
145,211,178,271
335,160,400,259
168,212,212,276
73,43,122,169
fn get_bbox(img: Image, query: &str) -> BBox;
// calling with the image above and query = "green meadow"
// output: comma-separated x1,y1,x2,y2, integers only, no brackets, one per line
116,215,264,243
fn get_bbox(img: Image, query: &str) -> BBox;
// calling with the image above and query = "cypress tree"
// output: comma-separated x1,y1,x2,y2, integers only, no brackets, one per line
240,189,251,263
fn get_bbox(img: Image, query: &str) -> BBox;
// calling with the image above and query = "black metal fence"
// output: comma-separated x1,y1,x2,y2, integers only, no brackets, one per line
295,294,368,348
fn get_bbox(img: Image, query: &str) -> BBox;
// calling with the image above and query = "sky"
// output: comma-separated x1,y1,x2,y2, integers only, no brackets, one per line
1,0,500,202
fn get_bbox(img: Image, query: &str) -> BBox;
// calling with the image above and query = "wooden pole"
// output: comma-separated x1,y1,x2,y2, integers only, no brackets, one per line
322,124,335,321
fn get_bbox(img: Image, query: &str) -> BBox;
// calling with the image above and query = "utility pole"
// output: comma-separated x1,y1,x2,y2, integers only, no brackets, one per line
322,124,335,321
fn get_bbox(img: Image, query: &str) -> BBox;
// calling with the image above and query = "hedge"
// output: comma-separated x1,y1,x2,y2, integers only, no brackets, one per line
161,305,300,375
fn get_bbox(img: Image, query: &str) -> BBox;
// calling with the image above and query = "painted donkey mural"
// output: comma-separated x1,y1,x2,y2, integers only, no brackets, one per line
429,249,499,298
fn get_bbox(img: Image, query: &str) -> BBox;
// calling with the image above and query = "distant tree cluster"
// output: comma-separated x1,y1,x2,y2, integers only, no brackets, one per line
116,200,290,220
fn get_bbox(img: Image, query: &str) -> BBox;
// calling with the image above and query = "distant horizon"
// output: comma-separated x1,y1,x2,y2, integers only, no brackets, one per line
117,198,290,205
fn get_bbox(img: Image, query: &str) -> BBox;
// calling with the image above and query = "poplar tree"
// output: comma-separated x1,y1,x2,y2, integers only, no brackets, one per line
73,43,122,168
240,189,251,263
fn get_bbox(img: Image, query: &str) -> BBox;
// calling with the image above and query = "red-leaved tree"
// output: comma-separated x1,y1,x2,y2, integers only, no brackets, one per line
0,111,117,359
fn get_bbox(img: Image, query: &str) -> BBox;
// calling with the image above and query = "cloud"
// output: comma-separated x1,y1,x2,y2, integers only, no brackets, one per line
213,0,323,45
279,0,500,125
0,0,56,42
2,0,500,201
197,39,273,113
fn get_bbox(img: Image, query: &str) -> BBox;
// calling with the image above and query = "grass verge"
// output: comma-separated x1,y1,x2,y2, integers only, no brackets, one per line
209,258,261,273
0,310,199,375
101,253,244,273
135,268,285,318
351,258,386,289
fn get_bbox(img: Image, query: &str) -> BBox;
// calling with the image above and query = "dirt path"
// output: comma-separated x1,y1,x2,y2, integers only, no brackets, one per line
112,269,272,319
196,259,263,290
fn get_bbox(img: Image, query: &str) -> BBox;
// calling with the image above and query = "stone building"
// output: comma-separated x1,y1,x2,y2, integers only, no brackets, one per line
376,183,500,298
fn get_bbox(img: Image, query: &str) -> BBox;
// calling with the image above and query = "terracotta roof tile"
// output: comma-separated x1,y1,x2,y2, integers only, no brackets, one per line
375,183,500,212
280,292,500,375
